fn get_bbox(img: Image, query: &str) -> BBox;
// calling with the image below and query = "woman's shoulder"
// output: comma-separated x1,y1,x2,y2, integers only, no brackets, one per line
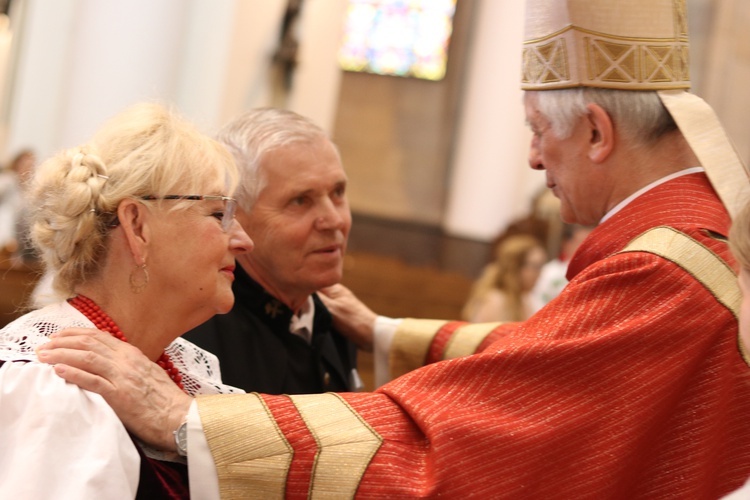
0,360,141,497
0,359,128,437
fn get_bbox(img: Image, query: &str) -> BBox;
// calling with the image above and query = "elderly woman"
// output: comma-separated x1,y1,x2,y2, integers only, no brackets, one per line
0,103,252,498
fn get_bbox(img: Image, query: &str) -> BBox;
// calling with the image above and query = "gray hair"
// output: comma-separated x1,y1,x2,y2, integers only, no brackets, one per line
28,102,237,297
531,88,677,145
217,108,334,210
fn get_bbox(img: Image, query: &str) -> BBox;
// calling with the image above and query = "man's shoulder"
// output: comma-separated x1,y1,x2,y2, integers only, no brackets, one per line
571,224,734,294
182,306,272,347
570,177,730,278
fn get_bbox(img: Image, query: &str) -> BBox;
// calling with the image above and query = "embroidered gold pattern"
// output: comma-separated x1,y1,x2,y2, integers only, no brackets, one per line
523,30,689,87
265,300,283,318
197,393,293,499
290,393,383,499
522,38,569,85
585,37,688,85
589,39,634,83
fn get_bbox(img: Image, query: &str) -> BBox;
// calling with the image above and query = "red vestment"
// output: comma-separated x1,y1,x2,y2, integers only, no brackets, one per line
198,172,750,498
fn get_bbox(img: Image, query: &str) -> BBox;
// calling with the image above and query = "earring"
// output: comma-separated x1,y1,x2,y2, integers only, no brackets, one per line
129,262,149,294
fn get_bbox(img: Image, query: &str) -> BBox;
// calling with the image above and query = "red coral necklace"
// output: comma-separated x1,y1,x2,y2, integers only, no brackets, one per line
68,294,184,391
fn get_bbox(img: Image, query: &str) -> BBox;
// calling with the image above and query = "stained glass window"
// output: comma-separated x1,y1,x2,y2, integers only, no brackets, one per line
338,0,457,81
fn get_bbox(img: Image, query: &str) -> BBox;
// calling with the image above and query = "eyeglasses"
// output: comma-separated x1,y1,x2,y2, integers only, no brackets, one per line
141,195,238,231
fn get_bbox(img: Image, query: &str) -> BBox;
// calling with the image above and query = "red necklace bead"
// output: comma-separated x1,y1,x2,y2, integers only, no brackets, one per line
68,295,185,391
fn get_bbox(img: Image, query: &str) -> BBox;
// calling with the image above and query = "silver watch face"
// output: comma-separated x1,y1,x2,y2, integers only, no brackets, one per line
175,422,188,456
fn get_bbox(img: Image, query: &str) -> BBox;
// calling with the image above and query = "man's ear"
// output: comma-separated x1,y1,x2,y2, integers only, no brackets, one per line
586,103,615,163
117,199,150,264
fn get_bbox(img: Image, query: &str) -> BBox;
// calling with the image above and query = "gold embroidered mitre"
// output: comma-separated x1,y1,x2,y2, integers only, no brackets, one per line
522,0,690,90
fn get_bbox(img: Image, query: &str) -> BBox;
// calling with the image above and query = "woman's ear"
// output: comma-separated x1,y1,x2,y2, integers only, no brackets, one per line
586,103,615,163
117,199,151,263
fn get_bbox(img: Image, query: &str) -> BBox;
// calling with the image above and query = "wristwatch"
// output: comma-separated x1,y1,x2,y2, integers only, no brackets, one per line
173,420,188,457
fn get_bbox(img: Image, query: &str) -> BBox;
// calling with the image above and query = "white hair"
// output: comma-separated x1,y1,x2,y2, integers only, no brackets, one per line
531,88,678,144
217,108,336,211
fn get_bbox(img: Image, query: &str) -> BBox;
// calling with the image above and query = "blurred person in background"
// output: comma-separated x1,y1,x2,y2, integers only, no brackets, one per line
530,223,594,313
0,149,35,256
462,234,547,322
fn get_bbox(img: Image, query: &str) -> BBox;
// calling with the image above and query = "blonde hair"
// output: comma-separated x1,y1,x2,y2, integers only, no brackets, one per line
28,102,237,297
730,201,750,271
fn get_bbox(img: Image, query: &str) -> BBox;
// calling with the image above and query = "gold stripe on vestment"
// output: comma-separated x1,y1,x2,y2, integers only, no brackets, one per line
197,393,292,499
443,322,504,360
619,226,748,365
289,393,383,499
390,318,448,379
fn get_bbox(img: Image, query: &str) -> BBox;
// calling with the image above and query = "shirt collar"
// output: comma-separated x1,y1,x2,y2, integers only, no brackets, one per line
289,295,315,344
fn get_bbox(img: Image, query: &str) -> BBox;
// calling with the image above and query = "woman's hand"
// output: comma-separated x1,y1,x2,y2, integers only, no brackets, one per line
37,327,192,451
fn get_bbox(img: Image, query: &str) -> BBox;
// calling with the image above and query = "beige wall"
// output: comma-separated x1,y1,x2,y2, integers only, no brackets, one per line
332,0,473,227
333,72,461,226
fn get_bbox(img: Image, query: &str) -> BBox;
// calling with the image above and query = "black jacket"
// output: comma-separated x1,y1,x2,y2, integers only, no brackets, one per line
183,266,357,394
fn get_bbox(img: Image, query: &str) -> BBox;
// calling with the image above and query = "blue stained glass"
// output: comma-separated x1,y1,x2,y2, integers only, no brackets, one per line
338,0,457,81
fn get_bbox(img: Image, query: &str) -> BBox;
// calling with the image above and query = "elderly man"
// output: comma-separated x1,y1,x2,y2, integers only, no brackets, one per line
182,108,360,394
38,0,750,497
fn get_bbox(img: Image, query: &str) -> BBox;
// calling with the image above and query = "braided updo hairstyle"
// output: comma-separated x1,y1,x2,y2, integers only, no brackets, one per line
28,102,238,298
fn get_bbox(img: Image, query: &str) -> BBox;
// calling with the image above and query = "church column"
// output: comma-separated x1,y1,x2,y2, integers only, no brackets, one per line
6,0,192,159
217,0,348,134
286,0,348,134
443,0,542,241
